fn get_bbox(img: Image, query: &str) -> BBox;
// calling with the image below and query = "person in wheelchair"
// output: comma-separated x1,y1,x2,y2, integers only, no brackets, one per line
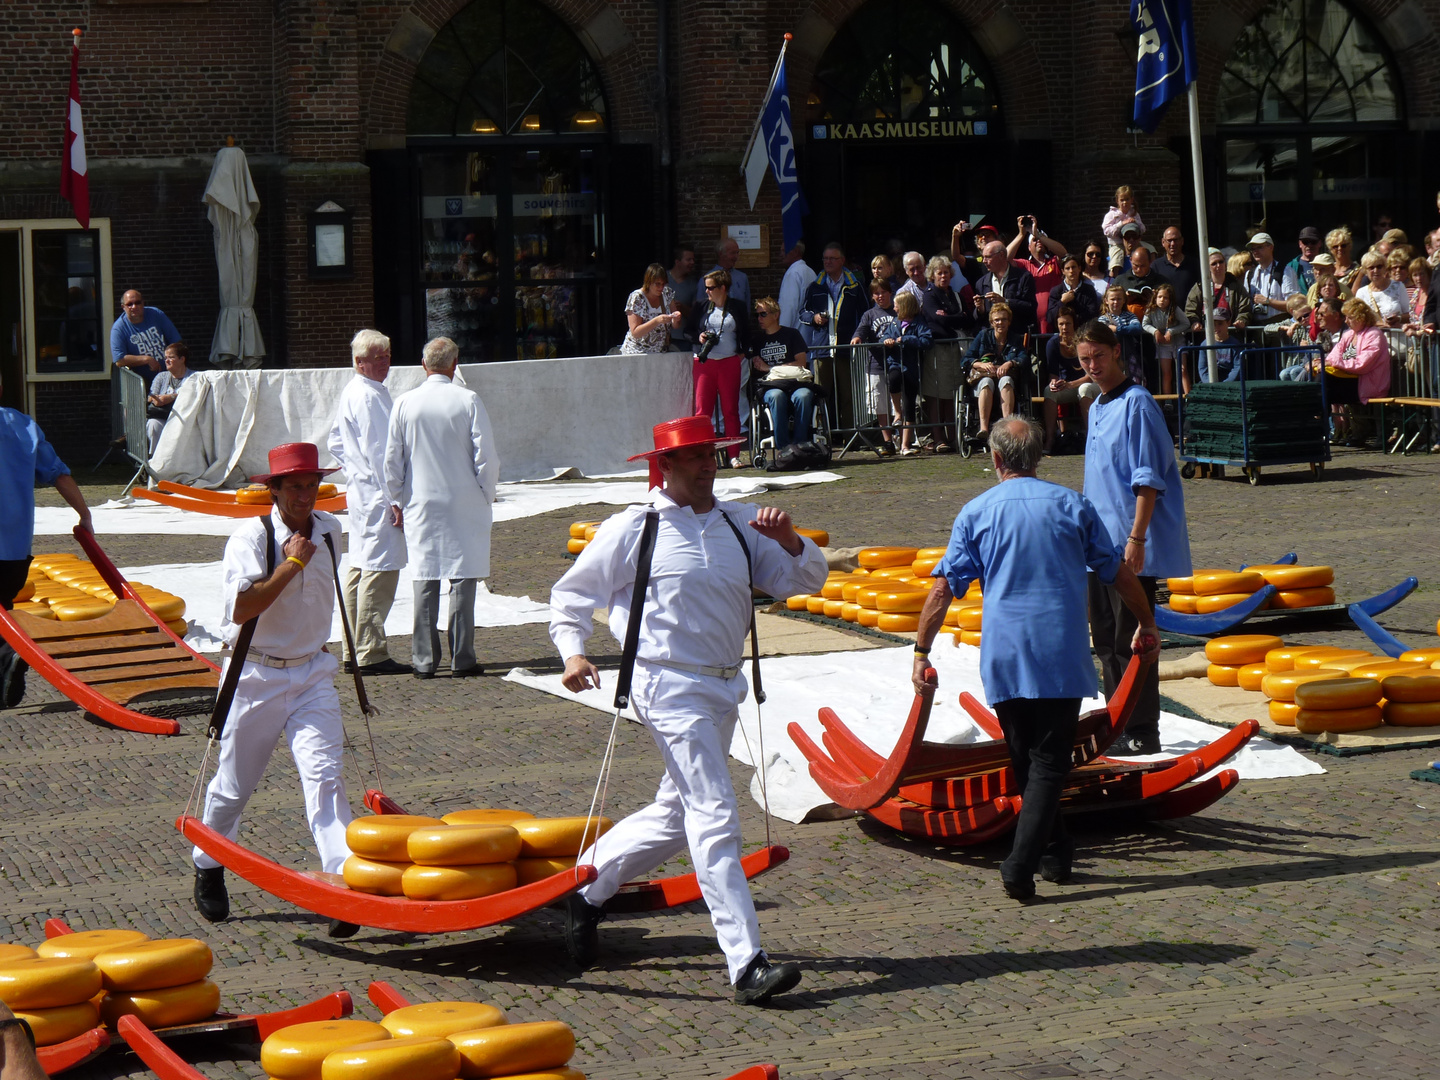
1041,305,1100,454
750,297,815,450
962,301,1032,442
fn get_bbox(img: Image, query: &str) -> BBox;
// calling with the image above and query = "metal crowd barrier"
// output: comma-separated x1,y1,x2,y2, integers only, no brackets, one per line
118,366,155,494
1375,328,1440,454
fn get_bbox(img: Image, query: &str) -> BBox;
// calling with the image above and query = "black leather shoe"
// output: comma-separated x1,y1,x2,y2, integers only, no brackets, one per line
562,893,605,968
733,952,801,1006
1110,732,1163,755
342,661,355,674
327,919,360,938
413,670,435,680
451,665,485,678
194,867,229,922
1039,837,1074,884
360,658,413,676
1001,875,1036,901
1,657,27,709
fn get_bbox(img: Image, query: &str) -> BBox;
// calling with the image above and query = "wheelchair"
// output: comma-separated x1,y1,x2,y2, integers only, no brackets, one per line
956,366,1034,458
747,377,832,470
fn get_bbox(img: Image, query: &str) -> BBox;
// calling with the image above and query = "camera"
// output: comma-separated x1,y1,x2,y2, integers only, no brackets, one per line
695,332,718,363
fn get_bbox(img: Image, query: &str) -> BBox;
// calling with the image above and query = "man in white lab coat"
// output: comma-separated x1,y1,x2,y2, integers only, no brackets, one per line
384,337,499,678
326,329,409,675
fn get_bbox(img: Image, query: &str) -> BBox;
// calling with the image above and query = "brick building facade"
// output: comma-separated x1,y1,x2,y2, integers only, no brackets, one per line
3,0,1437,459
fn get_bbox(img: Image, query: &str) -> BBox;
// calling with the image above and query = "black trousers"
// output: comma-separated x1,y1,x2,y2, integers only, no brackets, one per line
1087,571,1160,739
994,697,1080,881
0,558,31,694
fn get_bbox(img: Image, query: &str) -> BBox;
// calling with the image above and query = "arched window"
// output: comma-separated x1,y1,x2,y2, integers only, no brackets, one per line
807,0,998,129
1217,0,1399,125
408,0,607,136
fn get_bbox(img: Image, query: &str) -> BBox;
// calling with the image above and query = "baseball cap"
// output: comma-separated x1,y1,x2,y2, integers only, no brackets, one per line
1298,226,1322,242
1311,252,1335,267
1120,222,1142,237
975,223,1001,236
1247,232,1274,247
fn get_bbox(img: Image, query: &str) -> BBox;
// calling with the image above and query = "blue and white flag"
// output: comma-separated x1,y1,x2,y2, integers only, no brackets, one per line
1130,0,1197,132
742,50,807,252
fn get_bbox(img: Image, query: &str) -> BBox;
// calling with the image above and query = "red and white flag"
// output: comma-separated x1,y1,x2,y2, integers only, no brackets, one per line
60,29,89,229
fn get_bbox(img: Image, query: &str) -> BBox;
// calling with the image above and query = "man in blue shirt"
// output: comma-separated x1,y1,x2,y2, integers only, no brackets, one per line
0,388,94,707
1078,319,1192,755
110,290,181,391
913,416,1160,899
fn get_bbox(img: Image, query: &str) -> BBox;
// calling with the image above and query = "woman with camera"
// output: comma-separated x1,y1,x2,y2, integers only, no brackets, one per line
685,269,756,467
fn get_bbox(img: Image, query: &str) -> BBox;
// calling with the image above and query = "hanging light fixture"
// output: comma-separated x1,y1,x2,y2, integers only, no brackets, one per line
572,110,602,127
471,116,499,134
522,113,542,131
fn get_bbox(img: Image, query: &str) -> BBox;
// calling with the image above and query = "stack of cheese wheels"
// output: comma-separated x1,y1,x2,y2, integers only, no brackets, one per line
237,482,333,505
263,1019,393,1080
1164,569,1226,614
911,547,945,579
449,1020,578,1079
1380,674,1440,727
1292,677,1384,733
1187,569,1267,613
0,951,104,1046
566,521,601,557
512,816,614,887
854,576,932,634
91,938,218,1029
344,815,444,896
1204,634,1284,688
1246,564,1337,609
403,823,523,902
19,556,188,630
789,568,868,618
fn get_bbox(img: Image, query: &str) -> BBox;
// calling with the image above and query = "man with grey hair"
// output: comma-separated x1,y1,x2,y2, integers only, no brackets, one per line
326,329,409,675
384,337,499,678
708,237,751,308
912,415,1159,900
895,250,928,308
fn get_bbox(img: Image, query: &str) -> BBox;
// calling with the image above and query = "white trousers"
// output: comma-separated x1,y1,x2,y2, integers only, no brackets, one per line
578,664,762,983
192,651,353,874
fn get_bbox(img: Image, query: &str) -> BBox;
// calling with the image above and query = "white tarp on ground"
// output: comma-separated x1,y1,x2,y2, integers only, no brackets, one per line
33,473,845,536
505,642,1324,824
118,559,551,654
149,352,695,487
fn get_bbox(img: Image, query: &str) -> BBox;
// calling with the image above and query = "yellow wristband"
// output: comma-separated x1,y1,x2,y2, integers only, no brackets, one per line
286,556,306,569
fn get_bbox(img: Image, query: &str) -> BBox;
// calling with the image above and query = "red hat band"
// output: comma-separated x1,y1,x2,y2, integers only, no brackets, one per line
250,441,339,484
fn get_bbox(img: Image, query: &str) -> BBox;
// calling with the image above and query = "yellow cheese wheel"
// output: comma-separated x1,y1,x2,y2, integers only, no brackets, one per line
914,546,946,561
36,930,149,962
1191,570,1265,596
100,978,220,1029
822,599,845,618
514,817,614,858
48,565,103,584
1398,649,1440,665
165,618,189,636
1293,649,1373,670
1204,634,1285,666
795,527,829,547
1195,593,1255,614
14,601,57,619
873,587,932,613
51,599,115,621
490,1070,584,1080
12,581,35,602
1294,705,1383,734
1346,660,1430,681
132,592,185,621
380,1001,507,1040
1261,670,1346,702
785,594,812,611
1168,593,1200,614
407,825,522,866
856,547,919,569
581,526,599,542
317,483,338,499
1165,576,1194,594
565,538,587,555
0,945,36,964
820,576,863,600
568,521,600,539
854,582,923,608
805,595,826,614
1207,663,1242,687
69,578,116,598
877,612,920,633
30,554,79,572
1253,565,1334,589
1292,678,1383,711
447,1020,576,1079
440,809,536,827
322,1036,461,1080
839,580,868,602
1236,663,1269,692
963,580,982,598
401,864,517,901
1268,700,1299,726
857,608,881,628
866,565,917,581
346,816,445,861
1383,700,1440,727
1313,655,1387,675
514,857,577,886
943,599,979,626
342,855,410,897
911,557,940,578
16,1001,100,1047
955,606,983,632
95,939,212,992
1270,587,1336,609
840,602,861,622
1380,675,1440,704
235,486,273,505
959,630,982,647
262,1019,393,1080
0,958,102,1010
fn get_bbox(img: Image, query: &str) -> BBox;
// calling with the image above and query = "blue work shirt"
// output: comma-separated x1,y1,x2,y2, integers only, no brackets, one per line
936,477,1123,704
0,408,70,561
1083,380,1192,578
109,306,181,389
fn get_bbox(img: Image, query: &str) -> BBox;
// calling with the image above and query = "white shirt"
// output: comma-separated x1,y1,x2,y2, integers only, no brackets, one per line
778,259,814,329
327,374,406,572
221,508,342,656
1355,281,1409,324
897,278,926,308
1245,260,1288,319
549,490,829,670
384,373,499,580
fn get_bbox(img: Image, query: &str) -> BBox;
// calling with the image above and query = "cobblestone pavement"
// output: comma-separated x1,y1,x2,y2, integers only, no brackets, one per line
8,447,1440,1078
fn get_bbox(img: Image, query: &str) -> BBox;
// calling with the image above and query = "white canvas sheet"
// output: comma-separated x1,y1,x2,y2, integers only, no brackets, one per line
149,352,696,487
504,643,1323,824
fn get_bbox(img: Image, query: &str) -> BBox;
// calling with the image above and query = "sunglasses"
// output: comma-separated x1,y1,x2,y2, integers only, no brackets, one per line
1085,251,1102,258
705,284,723,291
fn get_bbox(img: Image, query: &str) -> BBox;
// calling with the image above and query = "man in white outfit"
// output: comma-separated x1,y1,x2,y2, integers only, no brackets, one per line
384,336,499,678
549,414,828,1005
192,442,357,937
777,241,813,329
326,329,409,675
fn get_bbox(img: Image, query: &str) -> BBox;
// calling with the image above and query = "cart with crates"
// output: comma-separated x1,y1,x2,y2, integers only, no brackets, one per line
1175,344,1329,485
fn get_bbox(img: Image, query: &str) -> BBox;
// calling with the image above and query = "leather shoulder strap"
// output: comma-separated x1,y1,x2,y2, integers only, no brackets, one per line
613,509,660,710
208,516,273,740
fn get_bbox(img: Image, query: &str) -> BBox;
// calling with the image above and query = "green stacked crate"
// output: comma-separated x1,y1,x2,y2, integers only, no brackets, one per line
1184,380,1326,462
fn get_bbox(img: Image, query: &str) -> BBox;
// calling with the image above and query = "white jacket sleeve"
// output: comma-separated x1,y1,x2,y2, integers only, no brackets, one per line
548,510,642,662
470,395,500,503
326,390,349,472
382,404,406,507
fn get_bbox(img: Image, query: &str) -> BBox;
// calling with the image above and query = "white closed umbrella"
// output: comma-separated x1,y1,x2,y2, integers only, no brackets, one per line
203,145,266,367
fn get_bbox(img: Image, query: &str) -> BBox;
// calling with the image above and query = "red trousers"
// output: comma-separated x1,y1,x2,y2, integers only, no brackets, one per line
693,353,743,459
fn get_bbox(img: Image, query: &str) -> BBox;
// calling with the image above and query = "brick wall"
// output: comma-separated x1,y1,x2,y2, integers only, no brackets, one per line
281,170,374,366
34,381,111,464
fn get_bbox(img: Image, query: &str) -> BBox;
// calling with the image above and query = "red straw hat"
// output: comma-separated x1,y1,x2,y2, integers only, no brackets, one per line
627,415,746,462
250,442,338,484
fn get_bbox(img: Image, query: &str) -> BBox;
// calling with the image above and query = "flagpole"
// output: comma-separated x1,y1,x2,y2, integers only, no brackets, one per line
1185,83,1218,381
739,33,790,177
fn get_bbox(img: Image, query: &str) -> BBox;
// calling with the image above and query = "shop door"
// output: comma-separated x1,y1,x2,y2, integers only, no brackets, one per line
0,233,21,411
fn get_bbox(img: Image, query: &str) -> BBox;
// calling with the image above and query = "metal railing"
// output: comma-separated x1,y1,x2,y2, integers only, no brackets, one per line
117,366,154,495
1376,328,1439,454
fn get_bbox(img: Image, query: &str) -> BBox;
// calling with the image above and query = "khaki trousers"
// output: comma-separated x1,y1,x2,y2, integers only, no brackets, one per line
340,567,399,666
